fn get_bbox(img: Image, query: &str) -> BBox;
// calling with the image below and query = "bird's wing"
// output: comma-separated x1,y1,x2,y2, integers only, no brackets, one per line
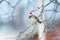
33,15,42,23
33,15,38,19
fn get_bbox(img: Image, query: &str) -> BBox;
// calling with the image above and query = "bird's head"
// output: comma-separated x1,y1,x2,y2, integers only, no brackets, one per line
29,11,33,16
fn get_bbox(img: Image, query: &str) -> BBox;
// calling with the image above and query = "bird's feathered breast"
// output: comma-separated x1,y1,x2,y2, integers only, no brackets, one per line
29,15,37,24
29,15,37,19
29,15,42,24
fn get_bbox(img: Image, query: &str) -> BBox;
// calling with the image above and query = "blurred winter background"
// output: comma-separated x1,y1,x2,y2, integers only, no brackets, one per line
0,0,39,40
0,0,60,40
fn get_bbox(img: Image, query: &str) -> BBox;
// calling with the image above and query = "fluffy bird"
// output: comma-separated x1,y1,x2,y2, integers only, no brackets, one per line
29,11,42,24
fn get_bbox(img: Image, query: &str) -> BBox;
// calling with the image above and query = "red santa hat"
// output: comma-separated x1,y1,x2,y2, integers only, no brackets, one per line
29,11,33,15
